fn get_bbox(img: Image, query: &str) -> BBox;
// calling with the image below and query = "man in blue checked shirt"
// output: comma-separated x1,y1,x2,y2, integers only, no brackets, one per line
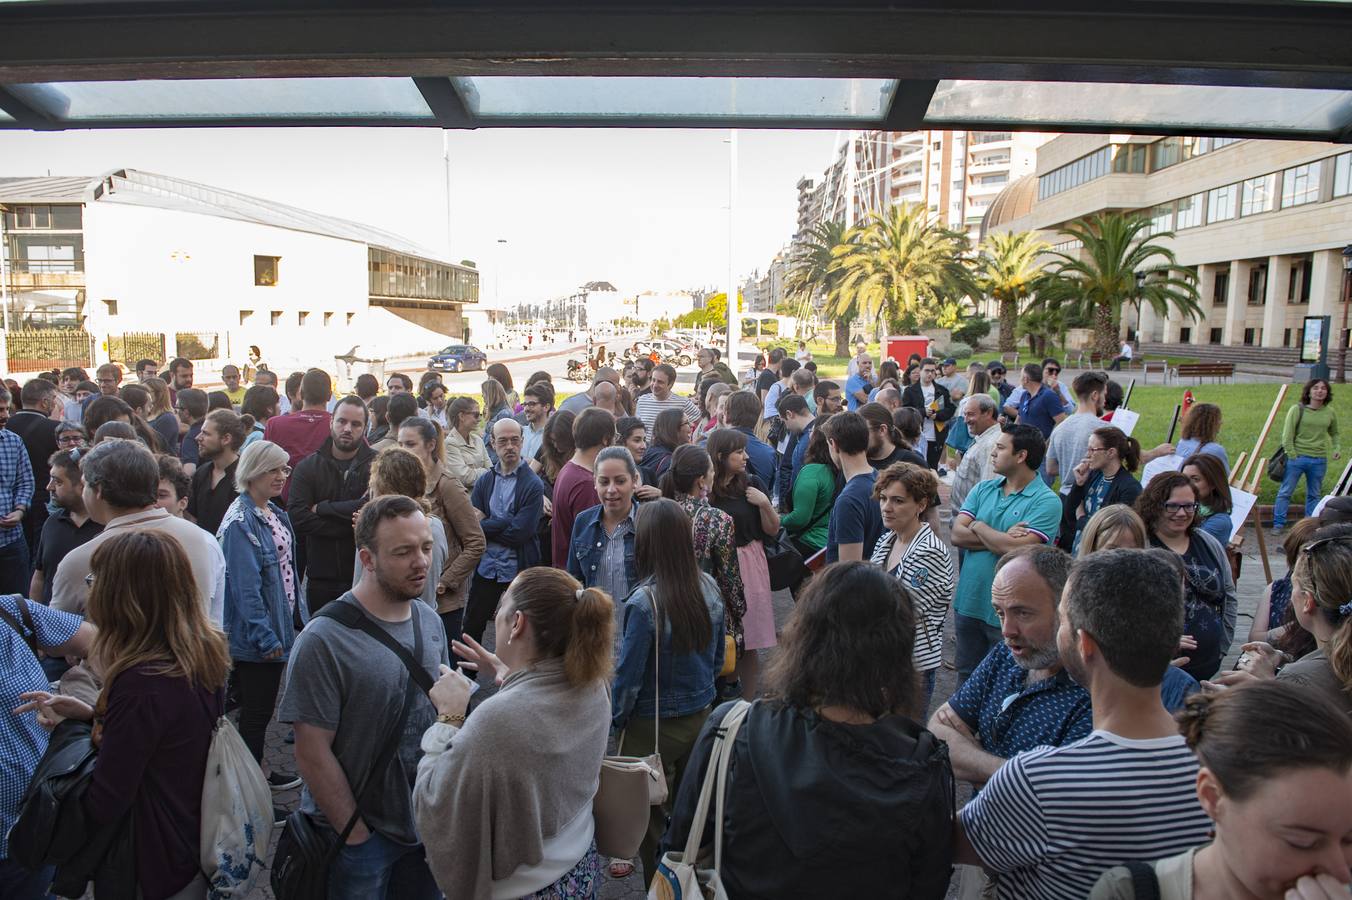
0,385,35,595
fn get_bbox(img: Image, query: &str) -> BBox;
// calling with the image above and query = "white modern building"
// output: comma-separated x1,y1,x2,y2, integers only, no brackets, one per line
0,168,479,375
984,135,1352,353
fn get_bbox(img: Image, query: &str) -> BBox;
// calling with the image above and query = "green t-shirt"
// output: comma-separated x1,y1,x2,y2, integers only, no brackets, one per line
954,475,1064,627
1283,402,1340,459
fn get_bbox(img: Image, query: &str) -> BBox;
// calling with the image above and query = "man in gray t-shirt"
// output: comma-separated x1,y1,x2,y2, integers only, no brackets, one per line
279,496,447,895
1043,372,1111,495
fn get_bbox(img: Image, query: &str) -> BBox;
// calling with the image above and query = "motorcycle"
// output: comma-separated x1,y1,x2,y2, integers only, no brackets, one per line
566,358,594,382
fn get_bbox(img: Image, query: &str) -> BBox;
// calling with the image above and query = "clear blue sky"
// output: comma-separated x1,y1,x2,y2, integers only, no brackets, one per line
0,126,838,306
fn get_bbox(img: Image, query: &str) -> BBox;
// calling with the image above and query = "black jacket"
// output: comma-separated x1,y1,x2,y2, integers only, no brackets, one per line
1060,468,1144,551
661,699,954,899
287,437,375,583
901,381,956,430
9,410,56,550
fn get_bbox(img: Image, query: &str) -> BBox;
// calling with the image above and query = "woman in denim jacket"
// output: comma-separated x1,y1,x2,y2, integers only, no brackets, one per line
611,498,725,883
217,439,307,790
567,447,641,626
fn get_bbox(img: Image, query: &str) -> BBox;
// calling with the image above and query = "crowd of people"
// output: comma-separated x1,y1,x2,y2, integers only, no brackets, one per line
0,343,1350,900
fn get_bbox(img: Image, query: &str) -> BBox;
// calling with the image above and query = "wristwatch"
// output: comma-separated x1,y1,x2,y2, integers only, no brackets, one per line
436,713,465,726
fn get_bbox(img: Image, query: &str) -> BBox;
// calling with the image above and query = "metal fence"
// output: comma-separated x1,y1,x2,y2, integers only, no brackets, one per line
175,332,219,360
107,332,166,368
4,329,94,371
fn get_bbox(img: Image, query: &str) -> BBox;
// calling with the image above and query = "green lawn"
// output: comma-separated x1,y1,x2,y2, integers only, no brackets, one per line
1121,383,1347,505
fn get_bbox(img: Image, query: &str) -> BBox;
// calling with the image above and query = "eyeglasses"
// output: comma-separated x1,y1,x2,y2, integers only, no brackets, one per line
1044,367,1061,375
1299,536,1352,608
496,437,522,446
271,466,293,477
1164,501,1199,515
1085,446,1109,455
84,572,95,587
57,435,84,447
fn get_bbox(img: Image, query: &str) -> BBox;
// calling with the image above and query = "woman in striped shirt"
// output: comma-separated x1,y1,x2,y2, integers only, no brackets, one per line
869,462,954,707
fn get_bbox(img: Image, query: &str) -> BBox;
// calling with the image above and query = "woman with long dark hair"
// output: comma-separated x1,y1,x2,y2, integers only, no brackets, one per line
639,407,688,479
1181,452,1234,545
659,562,954,897
660,443,745,658
1136,473,1237,680
486,362,518,410
239,384,278,448
779,415,837,556
16,531,230,899
706,428,778,698
611,499,725,882
141,377,181,456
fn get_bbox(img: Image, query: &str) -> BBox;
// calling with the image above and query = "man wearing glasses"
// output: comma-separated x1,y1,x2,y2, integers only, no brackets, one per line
901,357,957,470
519,381,554,462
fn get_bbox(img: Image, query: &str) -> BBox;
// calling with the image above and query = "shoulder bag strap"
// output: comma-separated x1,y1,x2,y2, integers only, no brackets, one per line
711,700,752,874
647,589,661,756
316,602,436,695
1123,860,1161,900
0,596,39,658
677,699,750,864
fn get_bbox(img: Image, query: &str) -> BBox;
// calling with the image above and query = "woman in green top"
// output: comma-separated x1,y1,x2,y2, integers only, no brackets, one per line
781,415,838,557
1273,378,1341,531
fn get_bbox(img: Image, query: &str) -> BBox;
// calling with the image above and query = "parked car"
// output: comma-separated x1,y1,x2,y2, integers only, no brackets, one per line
647,340,693,367
428,344,488,372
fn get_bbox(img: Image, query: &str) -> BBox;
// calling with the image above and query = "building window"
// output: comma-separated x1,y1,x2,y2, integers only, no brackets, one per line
1243,328,1257,346
1284,328,1292,348
254,255,280,286
1175,193,1204,229
323,312,333,326
298,311,310,326
1281,162,1322,208
1336,153,1352,198
1209,327,1224,344
1240,174,1278,217
1207,184,1238,223
346,312,356,326
1180,327,1192,343
239,310,253,325
1248,265,1267,306
1148,202,1175,236
270,311,283,326
102,299,118,316
1213,270,1230,306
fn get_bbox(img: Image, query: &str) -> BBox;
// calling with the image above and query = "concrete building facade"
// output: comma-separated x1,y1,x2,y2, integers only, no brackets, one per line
1,169,479,374
987,135,1352,351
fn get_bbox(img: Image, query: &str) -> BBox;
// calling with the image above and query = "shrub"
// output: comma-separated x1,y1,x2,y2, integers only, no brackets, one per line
939,341,973,360
952,318,993,347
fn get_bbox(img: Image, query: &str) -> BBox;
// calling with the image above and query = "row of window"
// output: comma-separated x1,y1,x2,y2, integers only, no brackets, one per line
238,309,357,327
1205,257,1314,308
1037,136,1243,201
1176,325,1350,349
2,205,83,231
367,248,478,303
1139,152,1351,237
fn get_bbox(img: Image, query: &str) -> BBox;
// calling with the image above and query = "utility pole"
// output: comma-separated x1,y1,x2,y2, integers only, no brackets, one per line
725,130,740,367
1337,244,1352,384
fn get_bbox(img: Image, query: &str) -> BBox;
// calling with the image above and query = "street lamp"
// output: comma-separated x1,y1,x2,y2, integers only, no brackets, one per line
1339,244,1352,384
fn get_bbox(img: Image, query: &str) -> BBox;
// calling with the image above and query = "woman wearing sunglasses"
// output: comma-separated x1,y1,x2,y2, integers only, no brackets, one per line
1215,525,1352,717
1136,472,1237,681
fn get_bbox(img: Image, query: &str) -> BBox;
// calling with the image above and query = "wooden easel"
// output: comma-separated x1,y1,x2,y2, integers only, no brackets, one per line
1231,385,1288,585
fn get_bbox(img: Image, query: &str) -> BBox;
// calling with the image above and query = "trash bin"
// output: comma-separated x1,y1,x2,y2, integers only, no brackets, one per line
885,335,930,366
334,349,387,394
1294,362,1330,383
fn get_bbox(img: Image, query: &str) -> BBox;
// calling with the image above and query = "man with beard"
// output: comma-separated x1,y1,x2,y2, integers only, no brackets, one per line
288,396,375,613
187,408,244,536
29,449,102,609
928,546,1089,788
954,549,1211,900
279,495,446,898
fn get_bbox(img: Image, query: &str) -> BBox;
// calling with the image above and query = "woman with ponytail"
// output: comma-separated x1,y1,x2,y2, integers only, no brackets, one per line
1218,524,1352,717
659,444,745,655
415,567,614,900
1092,680,1352,899
1063,426,1143,553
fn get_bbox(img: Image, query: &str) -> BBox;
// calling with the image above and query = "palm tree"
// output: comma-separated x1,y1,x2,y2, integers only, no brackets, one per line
976,230,1052,353
1040,213,1201,358
828,204,973,340
785,219,854,357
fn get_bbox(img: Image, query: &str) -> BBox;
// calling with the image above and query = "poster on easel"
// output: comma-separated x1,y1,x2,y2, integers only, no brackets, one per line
1142,454,1184,487
1110,407,1140,436
1229,488,1258,543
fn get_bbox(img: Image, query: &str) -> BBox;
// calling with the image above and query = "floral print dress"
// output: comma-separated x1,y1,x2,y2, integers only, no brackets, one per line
675,494,746,650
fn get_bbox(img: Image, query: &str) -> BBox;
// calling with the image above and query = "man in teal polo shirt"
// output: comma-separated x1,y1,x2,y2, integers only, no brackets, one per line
951,424,1063,684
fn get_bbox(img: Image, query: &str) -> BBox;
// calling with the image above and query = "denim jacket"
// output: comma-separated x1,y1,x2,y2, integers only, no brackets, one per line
217,495,307,663
611,573,725,730
567,502,640,591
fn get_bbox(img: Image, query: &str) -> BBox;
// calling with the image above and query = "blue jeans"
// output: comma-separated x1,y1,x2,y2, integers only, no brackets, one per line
329,832,441,900
1273,455,1328,527
0,857,53,900
0,538,31,596
954,613,1003,687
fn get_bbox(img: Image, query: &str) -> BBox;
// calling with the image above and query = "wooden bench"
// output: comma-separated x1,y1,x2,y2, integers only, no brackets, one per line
1087,352,1106,369
1172,362,1235,383
1067,350,1086,368
1000,351,1020,368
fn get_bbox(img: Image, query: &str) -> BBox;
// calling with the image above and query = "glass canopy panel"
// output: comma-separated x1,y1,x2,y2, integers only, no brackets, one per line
451,76,898,121
4,78,434,121
926,80,1352,134
0,109,12,122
